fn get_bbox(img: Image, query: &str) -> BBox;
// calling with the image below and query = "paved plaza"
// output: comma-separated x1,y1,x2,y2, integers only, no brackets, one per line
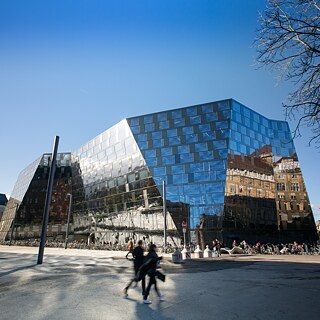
0,245,320,320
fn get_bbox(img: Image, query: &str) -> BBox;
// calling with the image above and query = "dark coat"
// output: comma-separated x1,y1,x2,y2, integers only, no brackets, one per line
135,251,161,281
132,246,144,271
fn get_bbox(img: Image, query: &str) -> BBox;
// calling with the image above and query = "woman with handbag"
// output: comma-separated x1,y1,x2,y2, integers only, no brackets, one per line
139,244,164,304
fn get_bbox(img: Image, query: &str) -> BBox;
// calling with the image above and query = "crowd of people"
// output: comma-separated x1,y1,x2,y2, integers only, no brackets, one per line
235,240,320,255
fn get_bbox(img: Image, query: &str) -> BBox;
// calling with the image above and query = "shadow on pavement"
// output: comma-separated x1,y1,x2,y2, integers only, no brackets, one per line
161,258,255,273
0,263,38,278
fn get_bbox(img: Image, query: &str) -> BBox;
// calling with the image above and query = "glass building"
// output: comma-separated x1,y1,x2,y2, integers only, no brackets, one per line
0,99,317,246
0,153,71,241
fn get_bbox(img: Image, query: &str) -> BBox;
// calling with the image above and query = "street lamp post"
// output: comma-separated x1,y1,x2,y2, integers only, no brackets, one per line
9,203,19,246
37,136,59,265
65,193,72,249
163,180,167,252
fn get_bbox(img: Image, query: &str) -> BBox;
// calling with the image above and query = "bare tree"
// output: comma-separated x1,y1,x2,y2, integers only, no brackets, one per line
255,0,320,146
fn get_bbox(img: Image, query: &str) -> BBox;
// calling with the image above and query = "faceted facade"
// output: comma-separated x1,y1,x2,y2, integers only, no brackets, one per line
69,99,318,245
127,101,229,245
0,153,71,241
0,99,317,245
71,119,184,246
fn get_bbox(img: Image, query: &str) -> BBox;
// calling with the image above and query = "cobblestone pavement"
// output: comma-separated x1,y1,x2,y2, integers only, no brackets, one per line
1,246,320,320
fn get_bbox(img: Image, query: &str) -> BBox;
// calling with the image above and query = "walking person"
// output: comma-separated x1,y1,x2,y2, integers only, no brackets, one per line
141,244,164,304
123,240,146,297
216,239,221,257
125,238,134,259
212,239,217,254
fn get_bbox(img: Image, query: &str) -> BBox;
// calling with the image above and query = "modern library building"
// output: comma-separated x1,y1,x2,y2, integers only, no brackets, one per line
0,99,317,246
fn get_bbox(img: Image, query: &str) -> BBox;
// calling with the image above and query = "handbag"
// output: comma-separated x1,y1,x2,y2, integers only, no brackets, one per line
156,271,166,282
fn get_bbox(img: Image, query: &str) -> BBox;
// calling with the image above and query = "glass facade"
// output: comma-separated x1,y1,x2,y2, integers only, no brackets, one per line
0,153,71,241
0,99,317,245
224,100,316,244
71,119,184,246
128,101,230,244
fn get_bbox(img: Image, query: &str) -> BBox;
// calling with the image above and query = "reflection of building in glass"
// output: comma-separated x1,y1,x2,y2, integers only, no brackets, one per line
274,155,315,240
0,154,71,241
71,119,187,246
224,149,278,244
0,99,317,245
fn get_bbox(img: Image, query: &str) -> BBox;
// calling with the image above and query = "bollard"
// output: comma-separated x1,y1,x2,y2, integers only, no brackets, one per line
194,245,203,258
182,246,191,260
171,247,183,263
204,245,212,258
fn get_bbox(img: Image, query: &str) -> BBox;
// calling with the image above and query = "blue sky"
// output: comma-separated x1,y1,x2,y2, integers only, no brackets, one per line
0,0,319,220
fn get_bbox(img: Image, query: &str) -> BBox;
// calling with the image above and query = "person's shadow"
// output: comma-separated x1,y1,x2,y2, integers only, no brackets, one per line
135,299,174,320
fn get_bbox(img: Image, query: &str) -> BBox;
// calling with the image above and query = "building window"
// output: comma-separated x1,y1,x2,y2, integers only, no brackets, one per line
230,185,236,193
167,129,178,137
174,118,185,127
168,137,181,146
290,194,296,200
186,107,197,116
161,147,173,156
278,194,285,199
189,115,201,125
278,174,284,179
144,123,155,132
172,110,182,119
159,121,170,129
291,183,300,192
277,183,286,191
180,153,194,163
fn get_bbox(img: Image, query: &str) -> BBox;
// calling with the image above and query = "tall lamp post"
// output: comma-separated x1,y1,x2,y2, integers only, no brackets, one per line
163,180,167,252
9,203,19,246
37,136,59,265
65,193,72,249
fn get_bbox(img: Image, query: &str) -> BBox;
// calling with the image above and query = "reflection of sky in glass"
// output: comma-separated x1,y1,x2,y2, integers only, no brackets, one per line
229,100,296,157
10,156,42,202
128,100,230,228
68,98,309,231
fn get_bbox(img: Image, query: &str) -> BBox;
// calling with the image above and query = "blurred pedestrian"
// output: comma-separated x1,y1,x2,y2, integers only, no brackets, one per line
216,239,221,257
125,238,134,259
123,240,146,297
139,244,164,304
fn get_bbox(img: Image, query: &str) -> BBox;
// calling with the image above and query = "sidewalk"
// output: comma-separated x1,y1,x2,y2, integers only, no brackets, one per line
0,245,174,259
1,245,320,320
